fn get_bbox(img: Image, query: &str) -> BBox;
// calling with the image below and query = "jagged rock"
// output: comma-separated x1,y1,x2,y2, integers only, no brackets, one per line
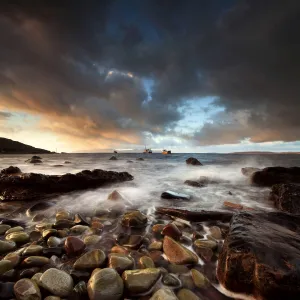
251,167,300,186
26,156,43,164
107,190,125,201
0,169,133,201
1,166,21,175
217,212,300,300
186,157,202,166
241,167,261,176
184,180,205,188
269,183,300,214
109,156,118,160
161,191,191,200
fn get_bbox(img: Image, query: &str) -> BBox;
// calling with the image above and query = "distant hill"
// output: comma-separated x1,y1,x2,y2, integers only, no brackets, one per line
0,138,52,154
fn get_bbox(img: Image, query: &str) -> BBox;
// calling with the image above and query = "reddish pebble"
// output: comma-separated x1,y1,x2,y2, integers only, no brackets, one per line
64,236,86,256
162,223,182,240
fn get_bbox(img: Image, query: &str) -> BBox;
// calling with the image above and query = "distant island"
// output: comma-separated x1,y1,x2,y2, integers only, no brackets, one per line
231,151,300,154
0,137,52,154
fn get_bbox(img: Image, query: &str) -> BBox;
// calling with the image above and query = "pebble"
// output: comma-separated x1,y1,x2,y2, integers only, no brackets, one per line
150,288,178,300
6,232,29,244
108,253,134,274
152,224,165,233
209,226,222,239
19,268,40,279
74,214,89,226
64,237,86,256
73,249,106,270
73,280,87,297
42,247,63,257
42,229,58,240
163,236,198,265
148,241,163,251
21,256,50,268
0,260,14,275
23,245,43,256
6,226,24,235
31,273,43,285
35,223,52,232
47,236,62,247
57,229,69,238
162,274,181,287
117,233,143,249
0,224,11,235
70,225,89,234
56,210,72,221
83,235,101,246
168,264,189,274
162,223,182,240
4,253,21,268
44,297,61,300
53,219,75,229
177,288,200,300
191,269,210,289
121,211,147,228
87,268,124,300
70,270,90,283
122,268,161,294
26,202,54,217
29,231,42,242
14,278,41,300
139,256,155,268
40,268,74,297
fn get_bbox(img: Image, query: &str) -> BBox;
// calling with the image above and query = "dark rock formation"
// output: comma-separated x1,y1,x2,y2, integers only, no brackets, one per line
241,167,261,176
198,176,228,185
184,180,205,188
156,207,233,222
186,157,202,166
251,167,300,186
0,138,51,154
0,166,21,175
269,183,300,214
0,168,133,201
217,212,300,300
109,156,118,160
25,156,43,164
161,191,191,200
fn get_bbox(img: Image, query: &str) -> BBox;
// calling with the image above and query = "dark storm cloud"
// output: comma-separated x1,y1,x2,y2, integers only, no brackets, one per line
0,0,300,146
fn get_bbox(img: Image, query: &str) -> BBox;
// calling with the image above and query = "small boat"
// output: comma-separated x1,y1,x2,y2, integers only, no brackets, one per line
114,150,118,154
143,148,152,154
162,149,171,155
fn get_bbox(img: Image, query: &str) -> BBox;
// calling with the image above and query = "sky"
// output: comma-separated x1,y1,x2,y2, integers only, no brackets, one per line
0,0,300,153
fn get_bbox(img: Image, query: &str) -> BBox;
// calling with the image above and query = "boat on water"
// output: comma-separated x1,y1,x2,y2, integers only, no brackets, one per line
162,149,171,155
114,150,118,154
143,148,153,154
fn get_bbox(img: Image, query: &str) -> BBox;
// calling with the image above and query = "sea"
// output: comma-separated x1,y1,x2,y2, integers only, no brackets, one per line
1,152,299,215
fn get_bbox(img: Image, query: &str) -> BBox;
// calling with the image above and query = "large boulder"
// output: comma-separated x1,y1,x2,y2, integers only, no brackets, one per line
0,168,133,201
186,157,202,166
161,191,191,201
251,167,300,186
217,212,300,300
269,183,300,214
0,166,21,175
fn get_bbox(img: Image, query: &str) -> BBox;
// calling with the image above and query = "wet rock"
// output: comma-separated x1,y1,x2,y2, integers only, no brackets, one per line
162,223,182,240
178,274,195,289
26,202,55,217
23,245,43,256
40,268,74,297
0,269,18,282
152,224,165,233
6,226,24,234
73,249,106,270
6,232,29,244
192,231,204,240
42,247,63,257
108,253,134,274
56,210,72,221
209,226,222,240
47,237,62,248
19,268,40,279
42,229,58,240
0,224,11,235
186,157,202,166
35,222,52,232
70,270,90,283
73,280,87,297
251,166,300,186
64,161,71,164
0,218,25,227
269,183,300,214
57,229,69,238
217,212,300,299
139,256,155,268
241,167,261,177
107,190,125,201
0,282,15,299
191,269,210,289
1,166,21,175
162,274,181,287
53,219,75,229
184,180,205,188
168,264,189,274
74,214,89,226
177,289,199,300
148,241,163,251
64,237,85,256
150,288,178,300
70,225,89,234
122,268,161,295
31,273,42,285
21,256,50,268
0,260,13,275
83,235,101,246
136,157,144,161
121,211,147,228
4,253,20,268
44,297,61,300
87,268,123,300
111,245,128,254
161,191,191,201
193,244,214,262
163,236,198,265
0,169,133,201
14,278,41,300
117,233,143,249
109,155,118,160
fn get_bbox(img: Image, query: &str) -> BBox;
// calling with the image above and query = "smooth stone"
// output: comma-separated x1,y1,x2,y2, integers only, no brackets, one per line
53,220,75,229
107,190,125,201
161,191,191,200
42,229,58,240
186,157,202,166
122,268,161,294
152,224,165,233
31,273,43,285
74,214,89,226
116,233,143,249
177,289,200,300
31,214,46,222
35,223,52,232
163,236,198,265
73,280,87,296
209,226,222,240
5,231,30,244
56,211,72,221
4,253,21,267
73,249,106,270
19,268,40,279
0,282,15,299
64,237,86,256
14,278,41,300
83,235,101,246
87,268,123,300
57,229,69,238
0,269,18,282
111,245,129,254
26,202,54,217
121,211,147,228
191,269,210,289
23,245,43,256
139,256,155,268
150,288,178,300
70,270,91,283
42,247,63,257
40,268,74,297
70,225,89,234
194,239,217,250
44,297,61,300
192,231,204,240
162,223,182,240
6,226,24,235
0,225,11,235
168,264,189,274
178,274,195,289
149,241,163,251
0,260,14,275
162,274,181,287
21,256,50,268
47,237,62,247
1,166,21,174
108,253,134,274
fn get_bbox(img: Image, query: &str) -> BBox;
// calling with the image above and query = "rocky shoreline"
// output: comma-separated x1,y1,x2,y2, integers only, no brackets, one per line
0,158,299,299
